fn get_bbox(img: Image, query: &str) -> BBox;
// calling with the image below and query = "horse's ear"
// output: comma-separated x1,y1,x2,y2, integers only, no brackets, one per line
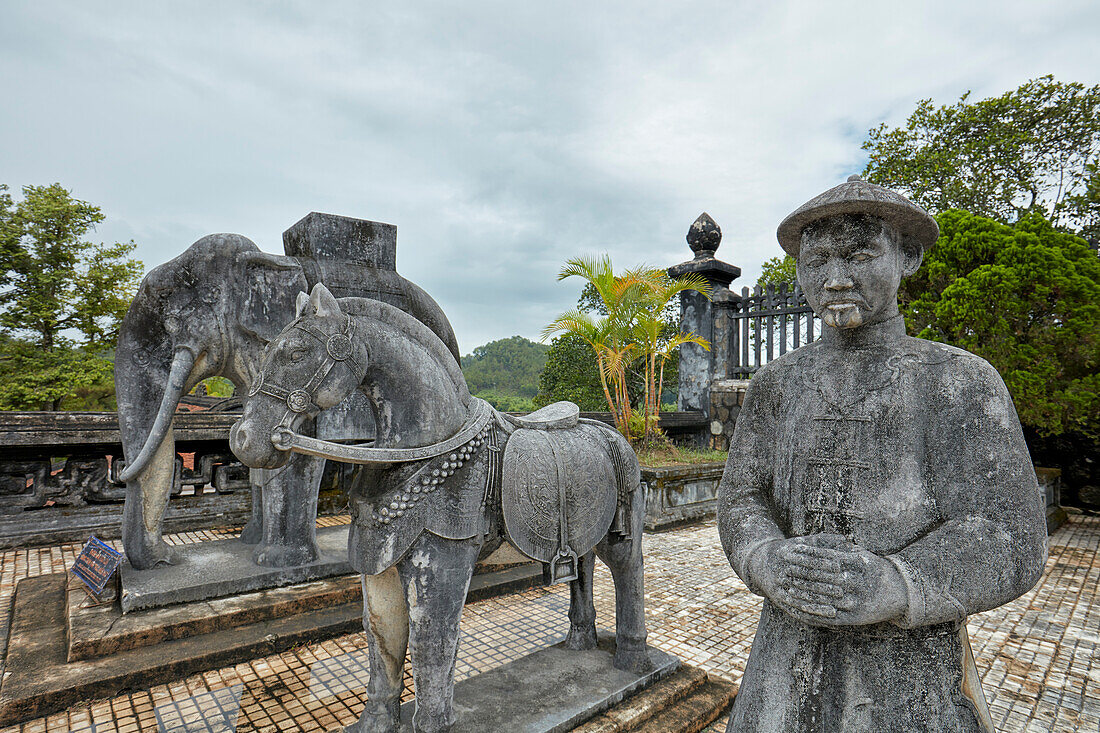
310,283,342,318
295,291,310,318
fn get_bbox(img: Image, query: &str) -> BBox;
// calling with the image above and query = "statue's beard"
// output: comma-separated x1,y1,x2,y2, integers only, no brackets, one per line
821,303,864,329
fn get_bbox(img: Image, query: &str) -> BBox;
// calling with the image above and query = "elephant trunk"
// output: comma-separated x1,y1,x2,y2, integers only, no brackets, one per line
119,348,196,482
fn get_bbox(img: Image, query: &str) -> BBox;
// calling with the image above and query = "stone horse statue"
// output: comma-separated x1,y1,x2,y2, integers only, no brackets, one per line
230,283,650,733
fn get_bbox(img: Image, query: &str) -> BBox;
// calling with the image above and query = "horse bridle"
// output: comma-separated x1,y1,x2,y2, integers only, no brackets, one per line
249,314,366,431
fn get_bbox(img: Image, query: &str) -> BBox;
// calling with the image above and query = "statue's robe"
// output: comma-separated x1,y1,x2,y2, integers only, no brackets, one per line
718,315,1047,732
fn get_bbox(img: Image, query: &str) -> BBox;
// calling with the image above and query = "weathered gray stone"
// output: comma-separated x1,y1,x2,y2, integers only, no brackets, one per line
114,215,459,571
669,214,741,416
384,635,678,733
231,284,652,733
642,463,725,531
718,177,1048,732
708,380,751,452
119,525,352,613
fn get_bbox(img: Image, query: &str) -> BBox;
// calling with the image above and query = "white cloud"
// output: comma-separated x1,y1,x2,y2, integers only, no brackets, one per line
2,0,1097,351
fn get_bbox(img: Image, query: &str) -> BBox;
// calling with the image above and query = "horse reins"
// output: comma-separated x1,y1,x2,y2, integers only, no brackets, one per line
249,314,366,432
254,315,495,467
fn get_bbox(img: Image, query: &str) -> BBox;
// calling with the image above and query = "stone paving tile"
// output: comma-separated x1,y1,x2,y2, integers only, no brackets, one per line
0,513,1096,732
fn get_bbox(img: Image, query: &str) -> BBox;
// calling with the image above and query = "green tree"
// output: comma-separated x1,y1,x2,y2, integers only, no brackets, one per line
862,76,1100,232
537,333,618,411
0,184,142,410
461,335,549,405
541,255,708,443
901,209,1100,440
1064,162,1100,243
756,254,797,289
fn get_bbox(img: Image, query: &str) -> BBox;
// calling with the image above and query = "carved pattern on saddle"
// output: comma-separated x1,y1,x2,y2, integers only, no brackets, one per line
501,421,619,583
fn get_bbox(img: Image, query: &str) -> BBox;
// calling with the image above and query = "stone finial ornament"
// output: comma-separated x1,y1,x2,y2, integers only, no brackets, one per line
776,175,939,256
687,212,722,257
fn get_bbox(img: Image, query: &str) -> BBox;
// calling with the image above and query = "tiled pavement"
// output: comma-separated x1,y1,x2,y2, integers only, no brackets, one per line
1,513,1097,732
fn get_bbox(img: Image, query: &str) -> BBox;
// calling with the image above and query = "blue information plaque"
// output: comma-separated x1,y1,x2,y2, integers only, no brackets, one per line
70,536,124,596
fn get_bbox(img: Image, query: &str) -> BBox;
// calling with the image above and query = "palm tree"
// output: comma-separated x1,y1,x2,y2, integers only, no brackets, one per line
543,255,711,444
542,255,648,439
630,270,711,444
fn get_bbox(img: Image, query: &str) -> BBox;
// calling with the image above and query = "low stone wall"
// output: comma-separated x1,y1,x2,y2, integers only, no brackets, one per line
707,379,752,451
642,462,726,531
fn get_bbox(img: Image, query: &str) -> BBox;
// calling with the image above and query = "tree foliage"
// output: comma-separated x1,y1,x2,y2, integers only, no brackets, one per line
862,76,1100,233
0,184,142,410
537,333,621,411
757,254,797,289
901,209,1100,439
541,255,707,443
461,335,549,411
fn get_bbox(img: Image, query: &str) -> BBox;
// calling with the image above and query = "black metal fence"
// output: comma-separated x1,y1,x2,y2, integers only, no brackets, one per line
729,282,819,378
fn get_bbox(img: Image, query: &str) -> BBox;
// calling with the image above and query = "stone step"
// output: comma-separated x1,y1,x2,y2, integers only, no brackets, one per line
67,572,361,661
0,573,364,727
630,678,736,733
570,665,712,732
0,562,544,727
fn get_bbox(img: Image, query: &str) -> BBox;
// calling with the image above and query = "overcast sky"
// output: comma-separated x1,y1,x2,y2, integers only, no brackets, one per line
3,1,1098,353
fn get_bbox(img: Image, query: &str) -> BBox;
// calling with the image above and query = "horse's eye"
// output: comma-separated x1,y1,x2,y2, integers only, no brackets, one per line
290,349,307,362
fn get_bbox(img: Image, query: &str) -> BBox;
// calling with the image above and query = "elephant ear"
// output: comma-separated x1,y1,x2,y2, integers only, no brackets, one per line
237,251,309,342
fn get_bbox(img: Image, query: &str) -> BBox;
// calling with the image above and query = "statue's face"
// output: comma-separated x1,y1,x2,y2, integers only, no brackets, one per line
797,214,912,330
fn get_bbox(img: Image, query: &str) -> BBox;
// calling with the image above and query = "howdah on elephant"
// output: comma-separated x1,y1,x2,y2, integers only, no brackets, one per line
116,230,459,571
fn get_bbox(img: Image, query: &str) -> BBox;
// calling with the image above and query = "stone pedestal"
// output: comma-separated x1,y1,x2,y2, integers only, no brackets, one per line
392,635,679,733
1037,466,1067,533
119,525,353,613
642,463,726,531
668,214,740,417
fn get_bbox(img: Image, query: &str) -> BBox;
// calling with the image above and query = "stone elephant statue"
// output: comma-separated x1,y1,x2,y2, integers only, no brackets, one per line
115,232,459,570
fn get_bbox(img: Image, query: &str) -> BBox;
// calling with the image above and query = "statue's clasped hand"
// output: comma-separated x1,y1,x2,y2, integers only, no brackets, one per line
749,534,908,627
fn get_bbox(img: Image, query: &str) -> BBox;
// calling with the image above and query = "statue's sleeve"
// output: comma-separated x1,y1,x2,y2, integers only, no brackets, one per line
888,356,1048,628
717,365,787,592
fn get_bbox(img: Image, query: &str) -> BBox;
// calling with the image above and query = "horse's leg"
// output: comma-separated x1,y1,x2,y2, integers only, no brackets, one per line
346,568,408,733
398,532,480,733
595,494,652,675
564,551,597,650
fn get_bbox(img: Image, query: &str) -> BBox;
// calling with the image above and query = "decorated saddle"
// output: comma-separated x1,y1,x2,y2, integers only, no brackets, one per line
314,399,637,581
500,402,637,583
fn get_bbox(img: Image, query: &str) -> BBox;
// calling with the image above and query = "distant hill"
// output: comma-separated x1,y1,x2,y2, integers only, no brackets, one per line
461,336,549,412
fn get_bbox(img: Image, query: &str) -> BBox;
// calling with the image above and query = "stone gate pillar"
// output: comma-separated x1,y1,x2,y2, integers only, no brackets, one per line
668,213,741,417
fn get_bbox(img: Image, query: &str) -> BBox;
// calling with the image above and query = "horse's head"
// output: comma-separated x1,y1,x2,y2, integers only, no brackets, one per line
230,283,368,469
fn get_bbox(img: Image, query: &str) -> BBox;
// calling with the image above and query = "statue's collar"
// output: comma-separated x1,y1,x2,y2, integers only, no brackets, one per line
819,313,906,349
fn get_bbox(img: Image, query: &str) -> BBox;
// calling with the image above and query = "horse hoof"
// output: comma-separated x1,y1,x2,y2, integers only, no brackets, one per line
564,623,597,650
613,647,654,675
252,542,319,568
347,699,399,732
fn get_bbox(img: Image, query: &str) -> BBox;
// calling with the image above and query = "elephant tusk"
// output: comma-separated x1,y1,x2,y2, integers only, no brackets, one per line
119,348,196,482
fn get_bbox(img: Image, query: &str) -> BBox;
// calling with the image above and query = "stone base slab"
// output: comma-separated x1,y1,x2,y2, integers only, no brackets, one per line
0,562,543,726
119,524,354,612
68,572,360,661
386,635,679,733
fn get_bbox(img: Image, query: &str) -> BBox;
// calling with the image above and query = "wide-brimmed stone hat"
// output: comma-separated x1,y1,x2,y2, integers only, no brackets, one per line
776,175,939,256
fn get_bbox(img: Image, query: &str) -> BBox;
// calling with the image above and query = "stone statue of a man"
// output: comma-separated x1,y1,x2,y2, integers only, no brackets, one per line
717,176,1048,731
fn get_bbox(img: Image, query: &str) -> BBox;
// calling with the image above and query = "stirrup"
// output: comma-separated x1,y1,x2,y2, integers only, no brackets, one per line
547,547,579,584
